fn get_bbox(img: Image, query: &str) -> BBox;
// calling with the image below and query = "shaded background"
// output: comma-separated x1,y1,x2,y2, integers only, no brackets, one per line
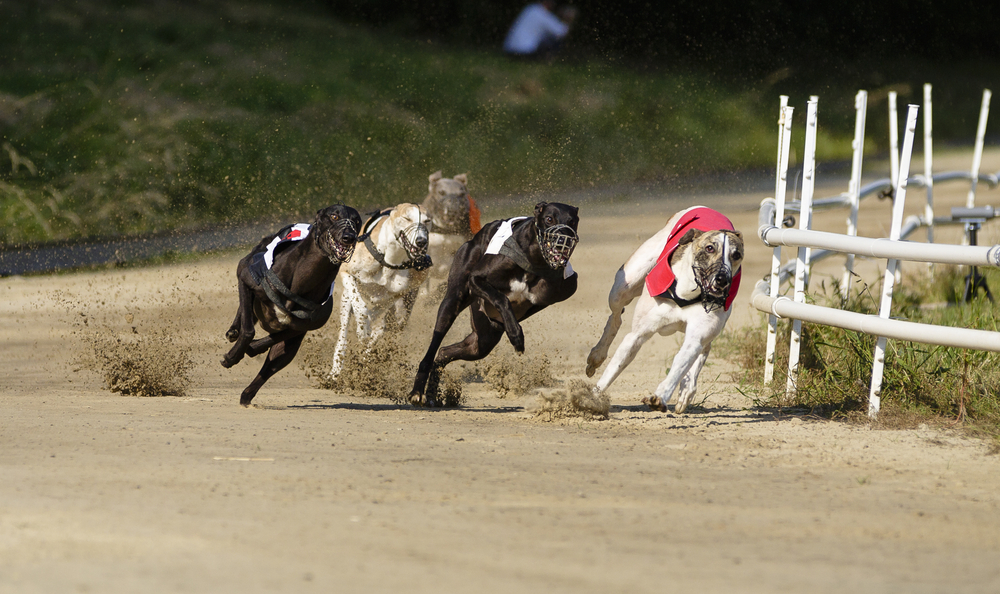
332,0,1000,75
1,0,997,246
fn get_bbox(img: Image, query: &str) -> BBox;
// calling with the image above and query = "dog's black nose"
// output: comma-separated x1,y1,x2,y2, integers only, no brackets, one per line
414,235,428,249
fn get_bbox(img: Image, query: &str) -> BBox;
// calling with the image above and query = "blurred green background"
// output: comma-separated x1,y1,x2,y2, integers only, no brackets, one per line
1,0,997,244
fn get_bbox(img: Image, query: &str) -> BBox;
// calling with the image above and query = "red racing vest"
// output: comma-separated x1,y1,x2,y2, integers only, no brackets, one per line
644,207,741,311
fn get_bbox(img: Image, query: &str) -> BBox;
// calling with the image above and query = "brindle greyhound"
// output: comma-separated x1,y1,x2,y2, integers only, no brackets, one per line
586,206,744,413
222,204,362,406
409,202,580,407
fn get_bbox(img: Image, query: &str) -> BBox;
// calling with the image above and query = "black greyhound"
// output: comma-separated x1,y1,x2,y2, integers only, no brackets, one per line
409,202,580,406
222,204,363,406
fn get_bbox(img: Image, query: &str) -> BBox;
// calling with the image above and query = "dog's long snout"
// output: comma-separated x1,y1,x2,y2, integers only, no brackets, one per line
709,268,732,294
414,224,429,250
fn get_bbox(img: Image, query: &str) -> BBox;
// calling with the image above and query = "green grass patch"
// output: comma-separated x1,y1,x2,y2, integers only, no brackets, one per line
721,267,1000,442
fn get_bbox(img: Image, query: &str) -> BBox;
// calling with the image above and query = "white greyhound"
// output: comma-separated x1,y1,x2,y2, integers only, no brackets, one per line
329,203,431,379
586,206,744,413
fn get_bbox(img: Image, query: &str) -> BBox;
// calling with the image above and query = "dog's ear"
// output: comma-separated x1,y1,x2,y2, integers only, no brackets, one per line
677,229,705,246
428,170,442,189
534,202,549,218
454,173,467,187
732,230,743,240
315,206,332,223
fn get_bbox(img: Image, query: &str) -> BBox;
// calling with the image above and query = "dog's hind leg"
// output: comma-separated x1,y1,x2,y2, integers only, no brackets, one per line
391,288,419,331
586,266,642,377
240,333,305,406
247,329,298,357
222,280,257,368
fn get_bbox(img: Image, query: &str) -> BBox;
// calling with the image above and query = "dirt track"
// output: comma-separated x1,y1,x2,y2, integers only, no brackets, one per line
3,154,1000,593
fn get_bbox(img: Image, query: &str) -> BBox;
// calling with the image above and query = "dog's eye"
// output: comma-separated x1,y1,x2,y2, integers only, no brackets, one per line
733,250,742,260
545,216,553,224
706,245,715,253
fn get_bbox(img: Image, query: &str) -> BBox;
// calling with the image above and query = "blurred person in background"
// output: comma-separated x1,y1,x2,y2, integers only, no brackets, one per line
503,1,577,61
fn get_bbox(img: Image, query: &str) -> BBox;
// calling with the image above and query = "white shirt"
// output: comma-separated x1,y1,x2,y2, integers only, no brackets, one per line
503,4,569,55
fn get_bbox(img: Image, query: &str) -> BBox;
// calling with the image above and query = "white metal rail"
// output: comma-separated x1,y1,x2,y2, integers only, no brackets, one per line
756,87,998,418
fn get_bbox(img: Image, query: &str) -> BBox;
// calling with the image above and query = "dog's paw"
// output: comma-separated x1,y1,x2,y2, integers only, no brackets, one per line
641,395,668,412
509,330,525,353
221,354,239,369
409,393,439,408
226,328,240,343
585,350,605,377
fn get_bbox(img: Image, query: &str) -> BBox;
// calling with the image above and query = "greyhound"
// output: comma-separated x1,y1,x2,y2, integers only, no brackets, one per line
329,203,431,379
586,206,743,413
420,170,481,294
409,201,580,407
222,204,362,406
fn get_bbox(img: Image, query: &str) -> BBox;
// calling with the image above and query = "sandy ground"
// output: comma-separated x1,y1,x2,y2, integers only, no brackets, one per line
3,151,1000,593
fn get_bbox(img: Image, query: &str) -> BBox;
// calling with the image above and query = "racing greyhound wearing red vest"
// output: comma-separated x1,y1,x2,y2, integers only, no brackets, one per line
586,206,743,413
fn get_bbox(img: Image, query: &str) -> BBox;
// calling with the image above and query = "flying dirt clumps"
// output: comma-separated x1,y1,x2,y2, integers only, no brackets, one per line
85,325,194,397
534,380,610,420
303,332,465,407
475,347,556,397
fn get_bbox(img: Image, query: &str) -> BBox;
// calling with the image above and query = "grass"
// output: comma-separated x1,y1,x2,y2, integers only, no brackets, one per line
4,1,997,246
0,1,773,244
720,266,1000,443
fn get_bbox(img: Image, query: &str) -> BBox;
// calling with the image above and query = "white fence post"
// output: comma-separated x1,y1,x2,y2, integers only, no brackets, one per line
841,90,868,299
765,99,795,385
868,104,920,418
966,89,992,208
786,98,819,398
924,83,934,246
889,91,900,190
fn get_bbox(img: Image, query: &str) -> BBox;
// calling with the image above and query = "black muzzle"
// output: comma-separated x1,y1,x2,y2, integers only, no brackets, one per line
323,219,359,264
537,223,578,270
399,222,430,258
693,261,732,311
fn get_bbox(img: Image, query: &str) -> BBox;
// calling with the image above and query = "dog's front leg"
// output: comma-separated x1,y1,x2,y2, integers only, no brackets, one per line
391,288,419,330
645,335,706,413
674,344,711,414
651,308,730,412
468,274,523,352
329,279,357,378
410,291,468,406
